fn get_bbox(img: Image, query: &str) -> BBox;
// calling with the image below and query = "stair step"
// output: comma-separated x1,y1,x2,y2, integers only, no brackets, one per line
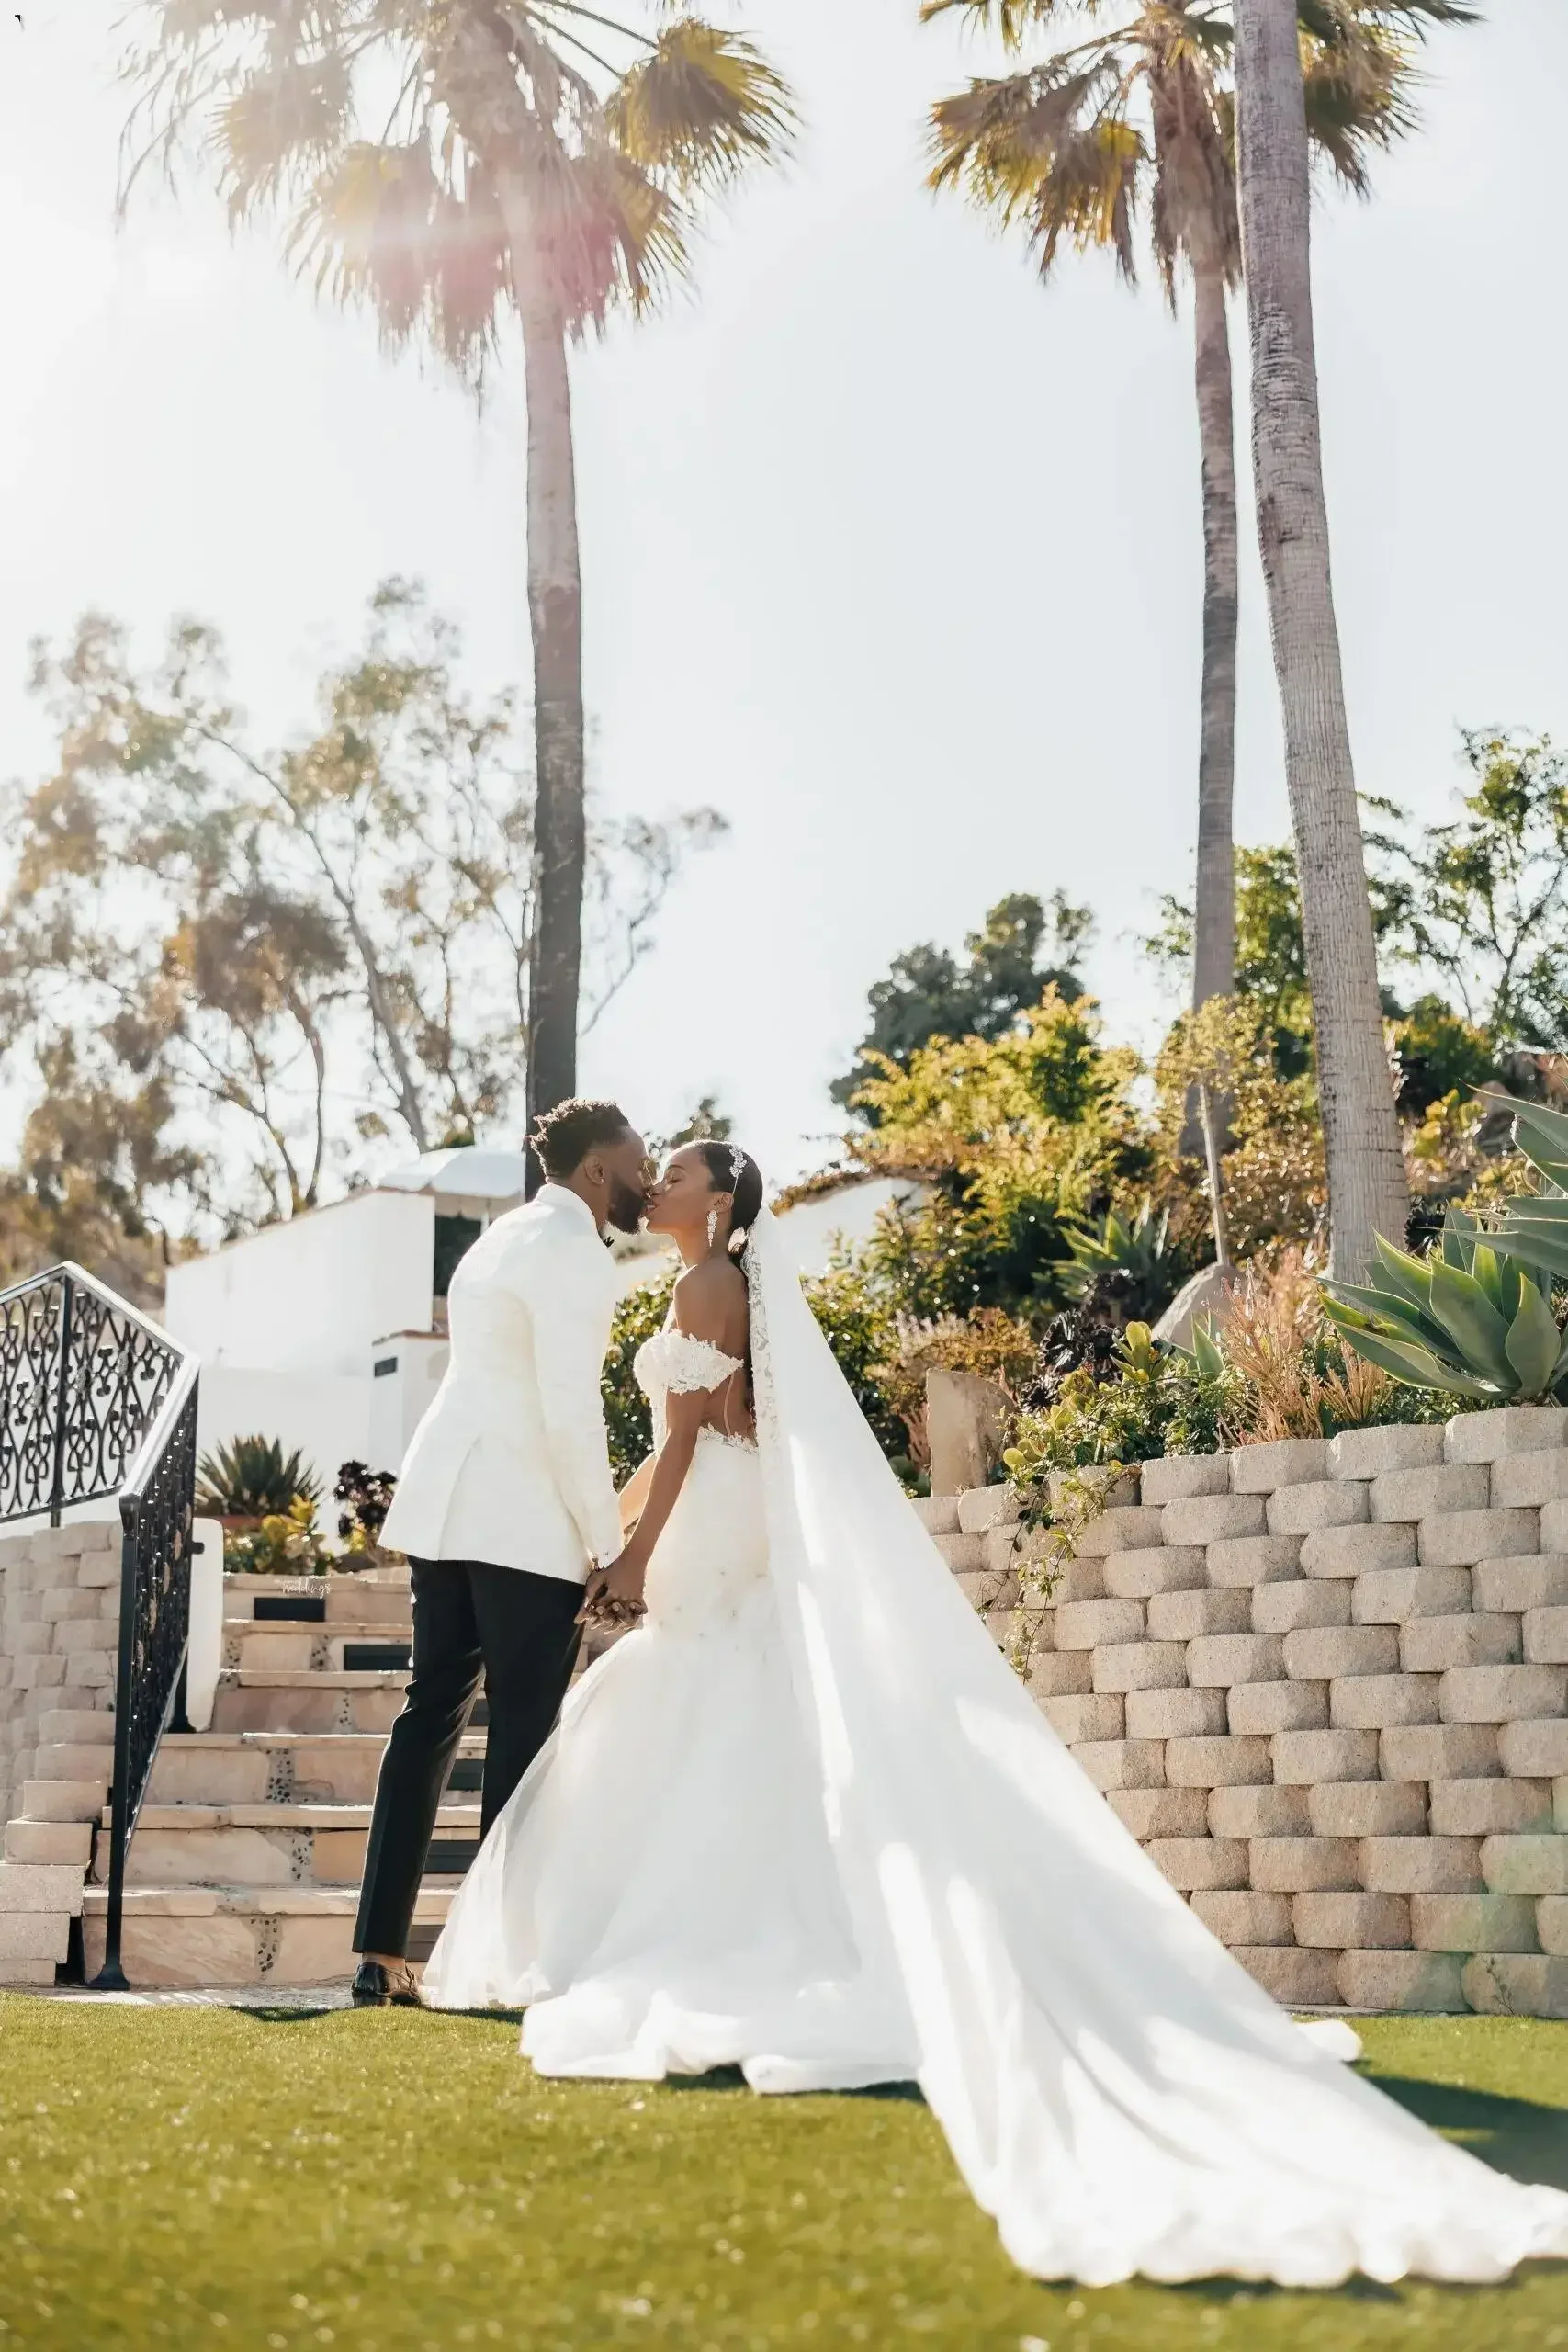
94,1802,477,1888
148,1729,483,1804
81,1883,452,1988
213,1671,407,1734
105,1803,480,1833
220,1626,412,1673
6,1818,94,1867
224,1573,412,1627
23,1778,111,1823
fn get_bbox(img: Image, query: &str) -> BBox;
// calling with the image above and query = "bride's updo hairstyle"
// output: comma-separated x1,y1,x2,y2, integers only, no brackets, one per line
698,1142,763,1268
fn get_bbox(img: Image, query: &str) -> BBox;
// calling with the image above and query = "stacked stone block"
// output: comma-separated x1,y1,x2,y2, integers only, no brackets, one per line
0,1521,119,1983
924,1404,1568,2017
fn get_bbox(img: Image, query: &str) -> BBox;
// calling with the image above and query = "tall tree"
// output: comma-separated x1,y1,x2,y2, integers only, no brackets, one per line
122,2,792,1136
926,0,1470,1074
1233,0,1468,1273
832,889,1091,1117
0,583,722,1246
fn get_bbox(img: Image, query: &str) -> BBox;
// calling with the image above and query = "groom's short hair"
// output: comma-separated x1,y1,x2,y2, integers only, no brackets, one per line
530,1097,636,1180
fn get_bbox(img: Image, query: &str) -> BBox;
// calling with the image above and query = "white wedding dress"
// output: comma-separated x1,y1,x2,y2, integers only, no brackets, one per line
423,1209,1568,2288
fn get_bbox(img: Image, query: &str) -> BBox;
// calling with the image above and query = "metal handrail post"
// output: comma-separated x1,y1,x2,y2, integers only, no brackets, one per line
94,1496,141,1993
47,1272,74,1528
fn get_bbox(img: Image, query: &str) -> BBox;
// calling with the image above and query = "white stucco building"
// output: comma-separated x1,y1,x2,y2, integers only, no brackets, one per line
164,1152,921,1496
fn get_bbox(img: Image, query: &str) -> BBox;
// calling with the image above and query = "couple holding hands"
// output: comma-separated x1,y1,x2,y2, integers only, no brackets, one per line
347,1096,1567,2290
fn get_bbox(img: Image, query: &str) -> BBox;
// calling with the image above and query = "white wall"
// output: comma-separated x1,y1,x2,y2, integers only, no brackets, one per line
367,1333,450,1474
194,1366,372,1496
773,1179,925,1277
166,1191,436,1376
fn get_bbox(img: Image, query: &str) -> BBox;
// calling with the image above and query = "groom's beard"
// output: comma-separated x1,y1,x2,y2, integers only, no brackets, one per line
605,1179,648,1236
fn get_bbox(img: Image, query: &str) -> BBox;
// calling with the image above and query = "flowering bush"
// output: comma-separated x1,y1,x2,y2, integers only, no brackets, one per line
335,1461,398,1555
223,1493,331,1576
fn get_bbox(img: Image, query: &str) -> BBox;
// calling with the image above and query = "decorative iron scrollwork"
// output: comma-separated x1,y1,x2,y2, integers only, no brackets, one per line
0,1267,181,1525
0,1262,197,1991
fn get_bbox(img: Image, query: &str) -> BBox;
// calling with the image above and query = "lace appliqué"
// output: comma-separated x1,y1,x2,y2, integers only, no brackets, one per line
633,1329,744,1398
743,1238,781,1449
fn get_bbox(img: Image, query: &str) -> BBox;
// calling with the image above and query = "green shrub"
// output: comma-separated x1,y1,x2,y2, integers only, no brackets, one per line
602,1272,676,1485
1004,1322,1236,1505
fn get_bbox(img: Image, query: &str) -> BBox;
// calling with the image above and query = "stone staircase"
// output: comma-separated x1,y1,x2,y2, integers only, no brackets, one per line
78,1566,473,1986
4,1400,1565,2003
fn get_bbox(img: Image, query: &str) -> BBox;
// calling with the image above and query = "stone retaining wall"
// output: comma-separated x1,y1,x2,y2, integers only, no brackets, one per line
922,1405,1568,2018
0,1522,118,1981
0,1522,119,1826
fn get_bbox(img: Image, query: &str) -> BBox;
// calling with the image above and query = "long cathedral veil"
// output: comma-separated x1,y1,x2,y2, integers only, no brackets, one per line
742,1206,1568,2285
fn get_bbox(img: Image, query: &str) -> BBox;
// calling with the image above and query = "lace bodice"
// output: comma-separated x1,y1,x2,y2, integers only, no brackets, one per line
633,1328,751,1450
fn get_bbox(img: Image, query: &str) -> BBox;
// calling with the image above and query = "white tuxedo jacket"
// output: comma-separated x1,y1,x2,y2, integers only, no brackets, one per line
379,1184,623,1582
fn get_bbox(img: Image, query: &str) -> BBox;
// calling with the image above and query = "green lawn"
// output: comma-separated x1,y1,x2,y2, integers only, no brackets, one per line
1,2000,1564,2352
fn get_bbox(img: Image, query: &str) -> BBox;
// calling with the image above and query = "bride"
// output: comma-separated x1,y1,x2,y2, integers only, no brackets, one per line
423,1141,1568,2288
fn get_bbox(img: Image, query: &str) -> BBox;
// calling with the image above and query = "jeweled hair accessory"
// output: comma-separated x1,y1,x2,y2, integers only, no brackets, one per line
727,1147,750,1251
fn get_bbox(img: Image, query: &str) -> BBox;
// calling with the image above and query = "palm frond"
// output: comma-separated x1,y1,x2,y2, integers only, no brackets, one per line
605,18,795,192
930,59,1145,282
217,47,355,216
919,0,1110,52
529,140,691,326
1301,20,1416,189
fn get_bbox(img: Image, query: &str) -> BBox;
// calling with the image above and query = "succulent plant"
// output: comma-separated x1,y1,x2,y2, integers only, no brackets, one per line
1060,1198,1179,1322
196,1434,322,1521
1324,1217,1568,1403
1484,1091,1568,1286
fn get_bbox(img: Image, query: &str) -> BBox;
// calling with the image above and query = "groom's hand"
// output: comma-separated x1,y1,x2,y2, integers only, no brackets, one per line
577,1549,647,1628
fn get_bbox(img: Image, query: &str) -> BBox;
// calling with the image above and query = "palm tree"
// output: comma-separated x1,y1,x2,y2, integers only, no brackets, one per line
925,1,1468,1129
929,1,1242,1038
1233,0,1470,1275
121,4,793,1137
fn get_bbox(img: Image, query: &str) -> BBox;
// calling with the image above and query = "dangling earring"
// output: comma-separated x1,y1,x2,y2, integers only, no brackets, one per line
706,1209,718,1249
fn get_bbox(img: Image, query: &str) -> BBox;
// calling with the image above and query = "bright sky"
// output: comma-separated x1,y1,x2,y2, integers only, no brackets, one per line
1,0,1564,1194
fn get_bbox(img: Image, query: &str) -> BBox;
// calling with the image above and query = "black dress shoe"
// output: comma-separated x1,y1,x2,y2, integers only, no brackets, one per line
351,1959,423,2008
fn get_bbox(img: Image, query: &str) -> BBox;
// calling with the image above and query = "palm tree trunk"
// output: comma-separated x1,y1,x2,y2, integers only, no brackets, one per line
1180,243,1240,1161
514,274,588,1147
1233,0,1407,1280
439,18,589,1166
1191,246,1237,1015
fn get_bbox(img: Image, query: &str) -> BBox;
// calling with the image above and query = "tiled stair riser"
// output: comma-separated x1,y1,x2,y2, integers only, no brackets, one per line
932,1404,1568,2018
0,1557,424,1988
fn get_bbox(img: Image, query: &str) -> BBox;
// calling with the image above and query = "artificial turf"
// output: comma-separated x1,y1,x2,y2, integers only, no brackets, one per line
0,1999,1564,2352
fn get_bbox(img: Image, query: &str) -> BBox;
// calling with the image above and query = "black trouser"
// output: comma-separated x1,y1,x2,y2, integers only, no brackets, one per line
353,1556,584,1959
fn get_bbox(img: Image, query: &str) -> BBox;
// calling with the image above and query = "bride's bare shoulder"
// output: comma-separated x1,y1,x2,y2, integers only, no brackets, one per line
671,1258,748,1344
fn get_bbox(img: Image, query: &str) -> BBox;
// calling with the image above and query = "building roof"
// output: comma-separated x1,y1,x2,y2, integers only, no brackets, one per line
376,1146,532,1204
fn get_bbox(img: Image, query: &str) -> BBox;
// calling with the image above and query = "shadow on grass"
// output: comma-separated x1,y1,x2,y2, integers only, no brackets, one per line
237,2004,533,2029
1153,2073,1568,2312
1364,2069,1568,2194
658,2065,925,2104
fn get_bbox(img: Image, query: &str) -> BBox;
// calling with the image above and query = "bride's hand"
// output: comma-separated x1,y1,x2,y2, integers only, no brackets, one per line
578,1544,649,1629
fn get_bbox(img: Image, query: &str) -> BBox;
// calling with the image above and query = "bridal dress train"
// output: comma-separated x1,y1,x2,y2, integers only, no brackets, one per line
423,1210,1568,2289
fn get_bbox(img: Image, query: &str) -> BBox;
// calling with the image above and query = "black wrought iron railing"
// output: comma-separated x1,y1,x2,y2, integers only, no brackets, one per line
0,1265,185,1524
0,1262,198,1989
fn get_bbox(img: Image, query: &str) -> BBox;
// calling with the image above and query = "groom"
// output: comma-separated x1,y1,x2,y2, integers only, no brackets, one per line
351,1097,649,2007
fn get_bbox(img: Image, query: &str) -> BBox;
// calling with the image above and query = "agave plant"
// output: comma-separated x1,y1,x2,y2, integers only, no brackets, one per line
1060,1198,1179,1320
197,1435,323,1521
1323,1218,1568,1403
1483,1091,1568,1284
